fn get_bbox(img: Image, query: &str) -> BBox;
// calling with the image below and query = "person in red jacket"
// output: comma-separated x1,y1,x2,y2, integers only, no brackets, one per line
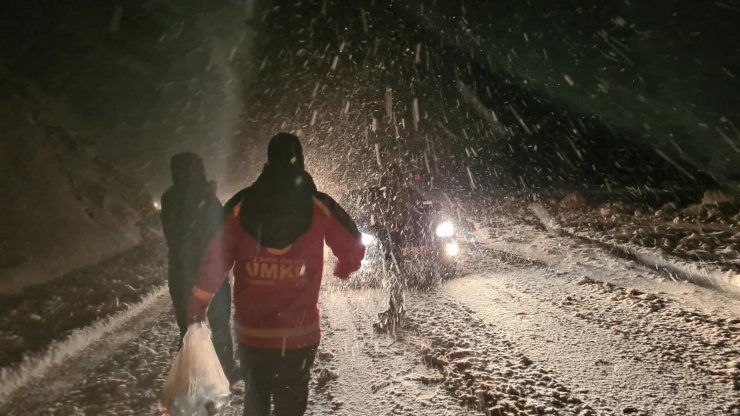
187,133,365,416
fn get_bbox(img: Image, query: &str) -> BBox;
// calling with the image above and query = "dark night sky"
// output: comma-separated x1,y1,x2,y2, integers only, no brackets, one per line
1,0,738,196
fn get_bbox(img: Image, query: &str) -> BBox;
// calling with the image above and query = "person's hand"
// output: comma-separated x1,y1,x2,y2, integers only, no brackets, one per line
187,300,208,325
334,262,352,279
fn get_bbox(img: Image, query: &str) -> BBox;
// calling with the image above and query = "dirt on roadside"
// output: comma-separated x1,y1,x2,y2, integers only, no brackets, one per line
547,193,739,273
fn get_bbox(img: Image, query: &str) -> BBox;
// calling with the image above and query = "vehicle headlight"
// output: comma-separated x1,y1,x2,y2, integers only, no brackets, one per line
361,233,376,245
435,221,455,237
445,242,460,256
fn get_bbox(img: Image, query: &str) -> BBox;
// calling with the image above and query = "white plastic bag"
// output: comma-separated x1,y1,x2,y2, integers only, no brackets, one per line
159,323,231,416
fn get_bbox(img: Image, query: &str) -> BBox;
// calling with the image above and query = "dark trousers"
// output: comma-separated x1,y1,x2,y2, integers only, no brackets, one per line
377,227,406,311
239,345,318,416
168,269,236,379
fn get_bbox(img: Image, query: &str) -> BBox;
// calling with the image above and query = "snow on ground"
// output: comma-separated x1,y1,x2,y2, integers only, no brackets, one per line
0,287,172,415
480,214,740,318
0,239,167,367
0,219,738,415
305,288,465,415
0,285,467,415
528,202,740,297
443,269,737,414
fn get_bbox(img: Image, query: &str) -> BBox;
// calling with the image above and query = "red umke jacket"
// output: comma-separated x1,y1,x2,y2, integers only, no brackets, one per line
189,188,365,349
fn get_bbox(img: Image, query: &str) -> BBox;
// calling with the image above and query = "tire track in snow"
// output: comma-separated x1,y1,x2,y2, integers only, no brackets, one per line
404,289,596,415
4,234,736,415
310,287,465,415
443,270,739,414
2,283,472,415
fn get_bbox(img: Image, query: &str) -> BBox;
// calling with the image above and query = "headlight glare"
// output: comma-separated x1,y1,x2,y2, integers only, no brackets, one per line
445,242,460,256
435,221,455,237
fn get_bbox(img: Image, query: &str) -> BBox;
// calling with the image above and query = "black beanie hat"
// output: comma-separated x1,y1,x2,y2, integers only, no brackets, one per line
170,152,207,187
267,132,304,170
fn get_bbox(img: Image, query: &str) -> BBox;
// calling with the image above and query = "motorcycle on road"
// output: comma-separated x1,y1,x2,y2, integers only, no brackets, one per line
341,185,461,332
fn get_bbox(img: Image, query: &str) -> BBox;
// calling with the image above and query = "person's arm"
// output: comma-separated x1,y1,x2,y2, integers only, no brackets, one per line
201,192,226,243
186,204,242,323
316,193,366,279
159,191,176,248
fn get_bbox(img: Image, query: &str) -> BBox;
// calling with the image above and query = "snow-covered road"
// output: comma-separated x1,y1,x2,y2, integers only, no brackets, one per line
1,222,738,415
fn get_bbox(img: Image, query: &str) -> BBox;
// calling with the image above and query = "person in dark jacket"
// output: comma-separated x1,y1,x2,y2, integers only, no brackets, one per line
160,152,237,380
187,133,365,416
373,163,417,332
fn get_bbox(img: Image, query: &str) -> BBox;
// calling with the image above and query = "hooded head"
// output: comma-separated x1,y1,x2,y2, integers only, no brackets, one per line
170,152,207,188
267,132,304,170
238,133,316,249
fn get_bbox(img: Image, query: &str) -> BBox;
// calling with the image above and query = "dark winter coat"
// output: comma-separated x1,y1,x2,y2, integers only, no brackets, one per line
160,154,223,287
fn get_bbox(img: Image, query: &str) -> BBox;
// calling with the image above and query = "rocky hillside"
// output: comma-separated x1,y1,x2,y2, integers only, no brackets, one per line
0,70,154,294
0,0,251,292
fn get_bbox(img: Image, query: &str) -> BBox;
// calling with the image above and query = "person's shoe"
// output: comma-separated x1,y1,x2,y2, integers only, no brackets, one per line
229,380,244,395
227,364,242,387
373,305,404,333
